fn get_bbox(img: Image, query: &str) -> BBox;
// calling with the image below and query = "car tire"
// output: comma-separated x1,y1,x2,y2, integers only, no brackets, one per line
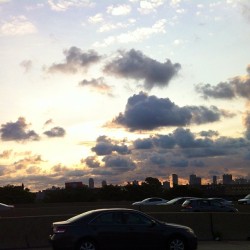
78,239,97,250
167,236,186,250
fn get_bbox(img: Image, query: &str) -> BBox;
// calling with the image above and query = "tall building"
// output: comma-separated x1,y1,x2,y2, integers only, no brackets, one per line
189,174,197,185
89,178,94,189
172,174,178,187
189,174,202,186
102,180,107,187
213,176,217,185
223,174,233,185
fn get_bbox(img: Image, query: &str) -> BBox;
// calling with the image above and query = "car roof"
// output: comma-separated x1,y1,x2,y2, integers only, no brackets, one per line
66,208,146,223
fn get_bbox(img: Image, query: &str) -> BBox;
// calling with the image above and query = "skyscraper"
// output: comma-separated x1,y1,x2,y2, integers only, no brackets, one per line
172,174,178,187
89,178,94,189
213,175,217,185
223,174,233,185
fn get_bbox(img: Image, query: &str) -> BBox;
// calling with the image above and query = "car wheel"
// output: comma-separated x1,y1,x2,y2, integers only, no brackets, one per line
78,240,97,250
167,237,186,250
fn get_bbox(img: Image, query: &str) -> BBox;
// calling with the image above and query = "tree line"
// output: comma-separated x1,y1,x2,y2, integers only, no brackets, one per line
0,177,204,204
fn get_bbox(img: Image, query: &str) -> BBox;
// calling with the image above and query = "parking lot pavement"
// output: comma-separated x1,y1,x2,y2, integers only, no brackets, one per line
14,241,250,250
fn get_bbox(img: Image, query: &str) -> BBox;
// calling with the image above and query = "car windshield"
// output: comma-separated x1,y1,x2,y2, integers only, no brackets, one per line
167,198,181,204
245,194,250,199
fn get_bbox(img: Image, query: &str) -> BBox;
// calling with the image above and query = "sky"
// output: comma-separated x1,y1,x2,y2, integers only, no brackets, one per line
0,0,250,191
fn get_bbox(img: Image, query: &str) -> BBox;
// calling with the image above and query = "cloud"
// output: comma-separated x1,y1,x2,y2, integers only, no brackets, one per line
93,19,167,47
196,64,250,100
48,0,94,11
88,13,103,24
47,47,102,74
0,150,12,159
133,138,153,149
199,130,219,137
170,159,188,168
150,153,166,167
19,60,32,72
83,156,101,168
91,136,131,156
112,92,228,131
102,155,136,173
44,127,66,137
195,82,235,99
0,117,39,141
79,77,113,95
104,49,181,90
107,4,131,16
0,15,37,36
138,0,164,14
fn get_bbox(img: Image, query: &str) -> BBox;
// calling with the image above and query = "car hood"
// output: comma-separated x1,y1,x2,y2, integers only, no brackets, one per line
238,198,249,201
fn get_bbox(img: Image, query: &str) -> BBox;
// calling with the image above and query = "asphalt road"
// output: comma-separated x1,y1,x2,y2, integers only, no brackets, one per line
14,241,250,250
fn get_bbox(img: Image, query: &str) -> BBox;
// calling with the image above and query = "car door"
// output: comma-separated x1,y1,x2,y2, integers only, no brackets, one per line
123,211,163,250
89,211,129,250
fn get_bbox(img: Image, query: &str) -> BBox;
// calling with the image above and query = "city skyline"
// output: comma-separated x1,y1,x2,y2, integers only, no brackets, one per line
1,0,250,191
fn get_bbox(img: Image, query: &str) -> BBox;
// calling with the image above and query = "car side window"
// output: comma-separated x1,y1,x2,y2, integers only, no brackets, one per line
124,212,153,225
90,212,123,225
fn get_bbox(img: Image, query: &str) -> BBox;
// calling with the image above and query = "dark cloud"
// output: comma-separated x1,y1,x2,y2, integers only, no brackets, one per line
190,160,205,168
0,117,39,141
47,46,102,74
112,92,229,131
195,82,235,99
243,112,250,140
113,92,192,131
133,138,153,149
153,134,176,149
170,159,188,168
79,77,113,95
187,105,222,124
83,156,101,168
44,127,66,137
92,136,131,155
102,155,136,172
196,65,250,100
103,49,181,90
150,153,166,166
199,130,219,137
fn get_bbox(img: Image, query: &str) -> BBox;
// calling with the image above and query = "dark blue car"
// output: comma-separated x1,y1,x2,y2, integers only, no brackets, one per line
49,208,197,250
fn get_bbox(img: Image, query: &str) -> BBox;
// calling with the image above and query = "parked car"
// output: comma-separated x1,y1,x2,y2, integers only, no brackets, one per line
163,197,196,206
238,194,250,205
132,197,168,206
208,198,233,206
182,198,238,212
49,208,198,250
0,202,14,211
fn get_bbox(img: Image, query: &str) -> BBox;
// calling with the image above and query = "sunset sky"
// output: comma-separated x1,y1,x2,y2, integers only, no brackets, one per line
1,0,250,191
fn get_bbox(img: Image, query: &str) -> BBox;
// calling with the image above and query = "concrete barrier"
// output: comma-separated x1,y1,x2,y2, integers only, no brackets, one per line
0,203,250,249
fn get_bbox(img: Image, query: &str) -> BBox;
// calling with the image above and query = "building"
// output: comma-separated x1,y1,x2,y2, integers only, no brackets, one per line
212,176,217,185
65,182,83,189
189,174,202,186
102,180,107,187
89,178,94,189
172,174,178,187
163,181,170,189
223,174,233,185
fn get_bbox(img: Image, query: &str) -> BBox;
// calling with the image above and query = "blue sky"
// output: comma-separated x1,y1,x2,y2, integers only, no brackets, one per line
0,0,250,191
